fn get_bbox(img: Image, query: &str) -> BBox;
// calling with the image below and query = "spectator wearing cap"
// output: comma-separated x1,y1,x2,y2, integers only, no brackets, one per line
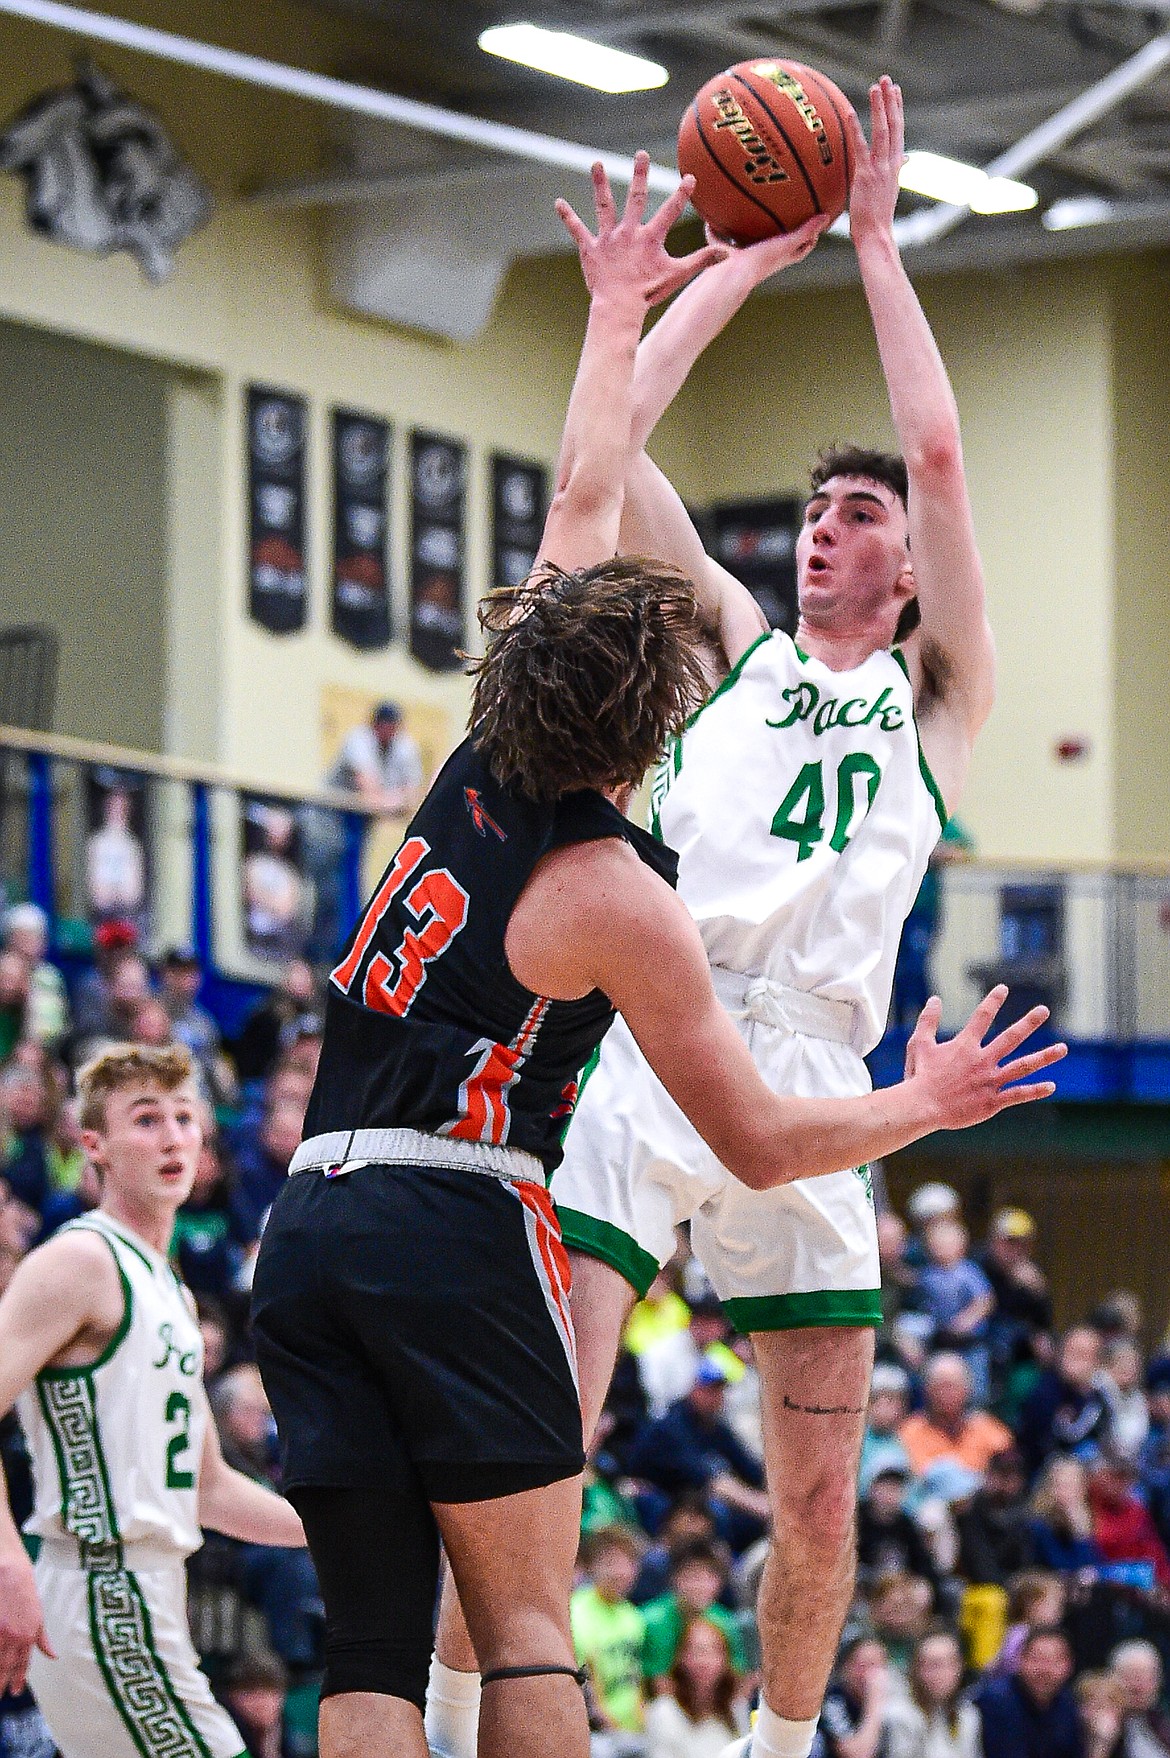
627,1360,769,1554
639,1292,734,1419
858,1465,942,1603
956,1447,1036,1586
3,903,68,1049
905,1184,961,1268
1019,1327,1110,1478
862,1365,914,1489
159,947,234,1104
980,1208,1053,1392
899,1353,1013,1478
640,1539,747,1689
1109,1640,1170,1758
70,917,138,1042
327,701,424,812
975,1626,1085,1758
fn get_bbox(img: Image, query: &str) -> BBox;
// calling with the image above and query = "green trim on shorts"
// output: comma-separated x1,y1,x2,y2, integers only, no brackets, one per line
722,1288,883,1334
88,1569,216,1758
556,1208,660,1299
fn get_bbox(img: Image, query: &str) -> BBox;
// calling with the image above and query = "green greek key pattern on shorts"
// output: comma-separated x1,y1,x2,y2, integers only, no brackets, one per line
36,1374,122,1568
88,1571,214,1758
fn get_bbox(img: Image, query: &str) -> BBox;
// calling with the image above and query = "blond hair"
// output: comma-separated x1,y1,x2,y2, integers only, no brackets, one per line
77,1043,196,1131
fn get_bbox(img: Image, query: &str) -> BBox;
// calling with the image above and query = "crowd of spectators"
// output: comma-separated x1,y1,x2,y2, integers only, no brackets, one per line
571,1178,1170,1757
5,907,1170,1758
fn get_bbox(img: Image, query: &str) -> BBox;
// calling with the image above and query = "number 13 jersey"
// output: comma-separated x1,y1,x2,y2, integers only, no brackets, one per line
18,1212,207,1560
650,630,947,1054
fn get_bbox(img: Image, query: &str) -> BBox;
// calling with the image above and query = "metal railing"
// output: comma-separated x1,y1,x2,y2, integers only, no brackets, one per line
0,724,384,984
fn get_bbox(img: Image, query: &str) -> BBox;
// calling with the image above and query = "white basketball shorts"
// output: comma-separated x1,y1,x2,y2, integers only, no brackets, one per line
553,993,881,1333
29,1551,246,1758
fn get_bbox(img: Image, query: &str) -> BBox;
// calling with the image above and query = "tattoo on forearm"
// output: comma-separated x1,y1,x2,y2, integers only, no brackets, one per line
783,1393,865,1416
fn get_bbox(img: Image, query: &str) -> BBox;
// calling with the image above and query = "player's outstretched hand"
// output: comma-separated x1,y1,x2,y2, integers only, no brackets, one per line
702,213,830,286
904,985,1067,1130
0,1544,55,1696
844,74,904,245
556,153,729,308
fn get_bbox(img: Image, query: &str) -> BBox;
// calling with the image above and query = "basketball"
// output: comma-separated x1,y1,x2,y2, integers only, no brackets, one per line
678,59,856,243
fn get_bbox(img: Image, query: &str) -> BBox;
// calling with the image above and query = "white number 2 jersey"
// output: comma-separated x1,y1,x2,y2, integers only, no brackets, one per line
18,1211,207,1560
650,630,947,1054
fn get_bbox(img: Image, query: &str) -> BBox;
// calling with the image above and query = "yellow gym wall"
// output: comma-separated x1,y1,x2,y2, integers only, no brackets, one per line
0,0,1165,859
1109,254,1170,859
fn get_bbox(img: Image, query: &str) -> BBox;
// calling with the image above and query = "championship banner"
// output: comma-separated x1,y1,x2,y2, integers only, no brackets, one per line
409,432,467,672
490,455,547,591
247,387,308,635
332,410,392,650
708,497,802,634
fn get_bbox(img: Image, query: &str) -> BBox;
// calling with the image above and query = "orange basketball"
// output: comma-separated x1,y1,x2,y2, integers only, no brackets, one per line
678,59,856,244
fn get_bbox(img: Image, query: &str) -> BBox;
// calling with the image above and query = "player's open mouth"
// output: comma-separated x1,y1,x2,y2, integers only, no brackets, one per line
807,555,831,574
159,1161,185,1178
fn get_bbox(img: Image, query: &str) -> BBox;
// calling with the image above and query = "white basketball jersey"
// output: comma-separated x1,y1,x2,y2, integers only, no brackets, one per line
18,1211,207,1560
650,630,946,1053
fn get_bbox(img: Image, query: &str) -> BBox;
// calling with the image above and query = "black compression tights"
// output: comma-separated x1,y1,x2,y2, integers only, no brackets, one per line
289,1484,440,1710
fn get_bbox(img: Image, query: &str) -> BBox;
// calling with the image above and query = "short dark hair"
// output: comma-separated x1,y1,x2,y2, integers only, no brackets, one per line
809,446,919,643
670,1538,727,1579
810,444,908,507
469,558,708,802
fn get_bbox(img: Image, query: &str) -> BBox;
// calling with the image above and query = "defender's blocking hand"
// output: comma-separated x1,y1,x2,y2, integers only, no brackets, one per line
556,153,729,308
904,985,1067,1130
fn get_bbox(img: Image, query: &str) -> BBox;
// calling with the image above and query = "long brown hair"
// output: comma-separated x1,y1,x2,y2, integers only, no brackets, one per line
469,557,708,802
670,1616,739,1729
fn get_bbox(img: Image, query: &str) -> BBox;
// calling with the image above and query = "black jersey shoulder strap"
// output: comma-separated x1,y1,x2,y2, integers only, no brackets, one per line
549,790,679,889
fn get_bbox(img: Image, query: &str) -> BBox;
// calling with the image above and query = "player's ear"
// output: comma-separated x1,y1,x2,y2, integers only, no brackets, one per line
81,1128,106,1171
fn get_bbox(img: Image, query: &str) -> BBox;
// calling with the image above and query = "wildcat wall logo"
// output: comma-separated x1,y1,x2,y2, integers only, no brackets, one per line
0,59,210,283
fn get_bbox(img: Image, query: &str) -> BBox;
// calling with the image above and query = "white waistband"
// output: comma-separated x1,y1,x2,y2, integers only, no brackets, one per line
289,1126,546,1186
710,967,857,1047
36,1535,185,1572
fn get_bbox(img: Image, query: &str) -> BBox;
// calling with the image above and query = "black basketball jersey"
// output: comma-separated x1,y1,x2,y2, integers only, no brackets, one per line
304,738,678,1173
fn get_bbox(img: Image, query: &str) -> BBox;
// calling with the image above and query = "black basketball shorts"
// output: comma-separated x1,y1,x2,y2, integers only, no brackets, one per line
251,1160,586,1504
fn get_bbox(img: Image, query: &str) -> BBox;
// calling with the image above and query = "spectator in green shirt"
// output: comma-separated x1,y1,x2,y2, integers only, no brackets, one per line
642,1540,748,1690
571,1525,648,1739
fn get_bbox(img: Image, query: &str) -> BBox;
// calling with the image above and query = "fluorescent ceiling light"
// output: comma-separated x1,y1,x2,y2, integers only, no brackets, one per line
1042,195,1114,230
479,23,668,93
899,150,1037,215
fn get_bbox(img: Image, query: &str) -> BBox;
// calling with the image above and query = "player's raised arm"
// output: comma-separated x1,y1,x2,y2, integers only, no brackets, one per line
846,78,996,760
618,220,824,667
537,155,724,575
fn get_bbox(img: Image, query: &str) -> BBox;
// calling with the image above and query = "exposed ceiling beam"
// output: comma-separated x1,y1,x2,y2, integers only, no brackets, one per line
0,0,681,189
896,26,1170,245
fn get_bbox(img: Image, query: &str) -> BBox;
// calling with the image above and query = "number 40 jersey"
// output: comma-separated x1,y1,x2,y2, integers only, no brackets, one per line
18,1211,207,1560
650,629,947,1056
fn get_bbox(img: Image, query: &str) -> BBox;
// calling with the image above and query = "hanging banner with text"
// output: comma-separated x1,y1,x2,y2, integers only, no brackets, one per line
708,496,802,635
490,455,547,591
332,410,392,650
410,431,467,672
247,386,308,635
